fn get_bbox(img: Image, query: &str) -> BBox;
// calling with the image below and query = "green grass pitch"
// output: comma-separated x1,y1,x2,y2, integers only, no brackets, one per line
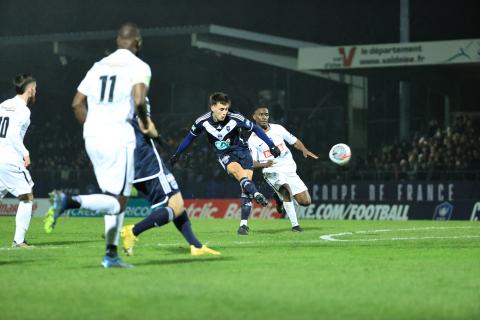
1,217,479,320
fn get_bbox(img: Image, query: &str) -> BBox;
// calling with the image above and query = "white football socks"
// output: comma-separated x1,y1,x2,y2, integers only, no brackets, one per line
76,194,120,215
240,219,248,227
14,201,32,244
104,212,124,246
283,201,299,227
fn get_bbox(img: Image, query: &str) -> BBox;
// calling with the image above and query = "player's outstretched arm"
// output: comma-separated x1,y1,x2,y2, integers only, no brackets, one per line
252,124,281,158
72,91,88,124
293,139,319,159
170,132,197,166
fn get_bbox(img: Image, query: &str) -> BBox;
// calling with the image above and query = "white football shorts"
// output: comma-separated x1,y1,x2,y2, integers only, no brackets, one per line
0,163,34,198
85,139,135,196
263,171,307,199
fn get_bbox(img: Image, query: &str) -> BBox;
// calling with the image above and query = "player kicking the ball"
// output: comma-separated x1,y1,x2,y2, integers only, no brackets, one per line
248,105,318,232
120,99,220,257
169,92,281,235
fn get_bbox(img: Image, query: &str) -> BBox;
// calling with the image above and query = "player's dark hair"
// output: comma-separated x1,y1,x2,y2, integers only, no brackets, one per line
209,92,230,106
253,105,269,114
14,74,36,94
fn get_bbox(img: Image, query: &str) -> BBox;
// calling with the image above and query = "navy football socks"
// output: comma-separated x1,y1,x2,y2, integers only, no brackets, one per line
174,211,202,248
239,177,258,196
240,194,252,220
133,207,174,236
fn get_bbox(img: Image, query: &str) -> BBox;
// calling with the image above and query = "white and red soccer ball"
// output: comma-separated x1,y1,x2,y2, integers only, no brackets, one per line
329,143,351,166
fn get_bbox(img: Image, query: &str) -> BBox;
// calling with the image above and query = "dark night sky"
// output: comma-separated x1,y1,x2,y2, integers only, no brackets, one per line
0,0,479,44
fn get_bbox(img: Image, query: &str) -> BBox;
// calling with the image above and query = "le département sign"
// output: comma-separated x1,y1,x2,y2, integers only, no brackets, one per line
298,38,480,70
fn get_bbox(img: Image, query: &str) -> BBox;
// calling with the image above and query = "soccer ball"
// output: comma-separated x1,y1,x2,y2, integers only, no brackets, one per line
329,143,351,166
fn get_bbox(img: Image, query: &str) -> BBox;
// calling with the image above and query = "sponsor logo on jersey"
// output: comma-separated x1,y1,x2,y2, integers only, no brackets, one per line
263,143,285,158
215,139,231,150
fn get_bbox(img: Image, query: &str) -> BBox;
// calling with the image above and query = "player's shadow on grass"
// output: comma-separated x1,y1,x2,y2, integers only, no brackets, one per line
35,239,100,246
135,256,234,266
0,259,38,265
253,229,289,234
254,226,324,234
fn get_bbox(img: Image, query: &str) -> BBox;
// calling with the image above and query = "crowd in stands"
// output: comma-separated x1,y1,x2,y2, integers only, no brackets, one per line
25,111,480,196
361,115,480,180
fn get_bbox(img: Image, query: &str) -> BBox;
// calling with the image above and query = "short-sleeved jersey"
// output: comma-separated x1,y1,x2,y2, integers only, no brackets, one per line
189,111,254,156
0,96,31,167
77,49,151,144
248,124,298,174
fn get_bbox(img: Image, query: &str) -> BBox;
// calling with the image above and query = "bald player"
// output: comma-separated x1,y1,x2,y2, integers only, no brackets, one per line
46,22,153,268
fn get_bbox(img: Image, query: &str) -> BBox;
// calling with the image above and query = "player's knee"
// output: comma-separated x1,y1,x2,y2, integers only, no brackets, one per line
168,193,184,217
298,199,311,206
296,194,311,206
279,186,291,201
116,196,127,213
18,193,33,202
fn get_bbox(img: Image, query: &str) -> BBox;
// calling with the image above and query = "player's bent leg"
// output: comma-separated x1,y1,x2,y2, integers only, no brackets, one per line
294,191,312,206
13,193,34,248
167,192,185,218
228,164,268,207
272,192,286,218
124,198,177,255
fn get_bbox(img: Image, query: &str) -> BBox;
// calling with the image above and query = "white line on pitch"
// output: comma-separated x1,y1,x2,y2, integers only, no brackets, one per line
320,226,479,242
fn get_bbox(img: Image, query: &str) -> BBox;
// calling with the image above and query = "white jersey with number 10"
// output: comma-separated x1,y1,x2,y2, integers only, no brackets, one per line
0,96,31,167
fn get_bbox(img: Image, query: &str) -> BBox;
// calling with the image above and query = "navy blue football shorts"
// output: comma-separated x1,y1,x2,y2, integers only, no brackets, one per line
133,169,180,209
217,148,254,171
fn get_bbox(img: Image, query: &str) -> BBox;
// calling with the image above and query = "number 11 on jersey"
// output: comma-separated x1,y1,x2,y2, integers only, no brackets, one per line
99,75,116,103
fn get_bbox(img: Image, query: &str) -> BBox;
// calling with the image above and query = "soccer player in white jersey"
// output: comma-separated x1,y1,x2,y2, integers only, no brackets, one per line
248,105,318,232
0,74,37,247
46,23,154,268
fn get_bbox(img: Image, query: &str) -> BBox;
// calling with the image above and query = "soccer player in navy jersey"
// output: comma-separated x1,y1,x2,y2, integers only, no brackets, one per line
169,92,281,235
120,99,220,256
